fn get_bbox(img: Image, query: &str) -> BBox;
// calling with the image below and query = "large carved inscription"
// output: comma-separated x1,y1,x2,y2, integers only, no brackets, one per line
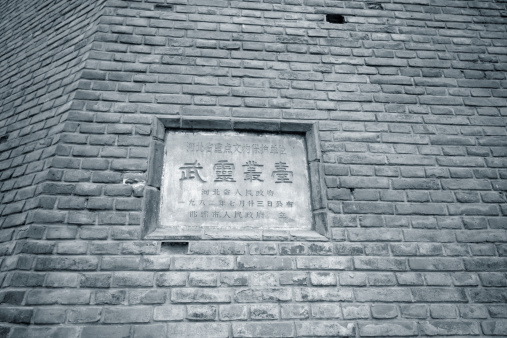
159,131,313,229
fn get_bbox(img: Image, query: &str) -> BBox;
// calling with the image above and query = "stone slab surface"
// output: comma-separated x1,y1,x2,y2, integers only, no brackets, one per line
159,130,312,230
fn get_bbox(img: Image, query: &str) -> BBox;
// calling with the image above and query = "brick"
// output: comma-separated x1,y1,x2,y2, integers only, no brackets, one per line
348,228,402,242
35,257,98,271
479,273,507,287
7,272,45,287
172,288,230,303
87,197,114,210
488,305,507,318
279,272,307,286
236,288,291,303
95,290,126,305
342,202,394,214
45,272,79,287
249,243,277,255
233,322,294,337
112,272,153,287
101,256,140,271
156,272,186,287
111,227,141,240
104,306,151,323
308,243,333,255
464,258,507,272
237,257,292,270
356,257,407,271
470,289,507,303
295,288,353,302
392,179,440,190
67,307,102,323
355,288,412,302
0,291,24,305
40,182,75,195
372,304,398,319
310,272,337,286
153,305,185,321
189,272,218,287
250,273,277,288
342,304,369,319
220,304,248,320
111,159,148,171
172,256,234,270
297,257,351,270
0,307,33,324
482,320,507,335
296,321,355,337
449,204,499,216
275,303,308,321
115,198,142,211
167,323,229,338
308,304,340,319
133,325,166,338
250,304,278,320
57,196,86,209
396,203,447,215
104,184,132,197
278,243,305,255
395,272,424,286
424,273,453,286
74,183,102,196
68,211,96,225
340,177,389,189
420,320,480,335
33,307,66,324
412,287,468,302
10,327,79,338
80,273,111,288
457,230,507,243
189,242,220,255
359,321,418,336
404,230,455,243
338,154,385,165
17,240,55,254
459,305,488,319
400,304,427,319
79,227,108,240
408,258,464,271
429,303,457,319
81,326,131,338
26,289,91,305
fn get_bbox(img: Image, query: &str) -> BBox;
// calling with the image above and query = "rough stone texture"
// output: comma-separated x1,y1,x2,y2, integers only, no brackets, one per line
1,0,507,337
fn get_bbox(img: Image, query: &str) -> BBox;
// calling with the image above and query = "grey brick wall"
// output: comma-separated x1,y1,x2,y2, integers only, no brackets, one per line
0,0,506,336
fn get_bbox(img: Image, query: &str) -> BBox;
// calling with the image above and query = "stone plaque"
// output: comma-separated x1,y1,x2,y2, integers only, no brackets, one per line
159,130,313,230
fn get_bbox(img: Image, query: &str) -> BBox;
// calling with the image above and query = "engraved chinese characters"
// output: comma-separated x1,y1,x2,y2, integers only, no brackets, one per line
159,131,313,230
272,162,293,183
213,160,235,182
179,161,206,182
243,161,263,182
180,160,291,184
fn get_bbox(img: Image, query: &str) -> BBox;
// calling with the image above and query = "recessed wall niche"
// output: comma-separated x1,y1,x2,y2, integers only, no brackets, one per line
143,118,330,240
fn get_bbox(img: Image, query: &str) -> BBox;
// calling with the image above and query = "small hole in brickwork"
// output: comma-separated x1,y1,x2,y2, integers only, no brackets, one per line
161,241,188,254
154,4,173,11
326,14,345,24
0,135,7,144
367,2,383,10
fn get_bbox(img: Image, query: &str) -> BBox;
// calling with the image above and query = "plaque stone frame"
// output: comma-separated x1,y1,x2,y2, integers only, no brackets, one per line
143,117,331,241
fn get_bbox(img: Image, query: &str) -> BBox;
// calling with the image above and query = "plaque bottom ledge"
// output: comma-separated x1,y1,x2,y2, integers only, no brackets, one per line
145,228,328,241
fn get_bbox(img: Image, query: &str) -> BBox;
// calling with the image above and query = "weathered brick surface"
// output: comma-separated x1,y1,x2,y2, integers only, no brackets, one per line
1,0,507,336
